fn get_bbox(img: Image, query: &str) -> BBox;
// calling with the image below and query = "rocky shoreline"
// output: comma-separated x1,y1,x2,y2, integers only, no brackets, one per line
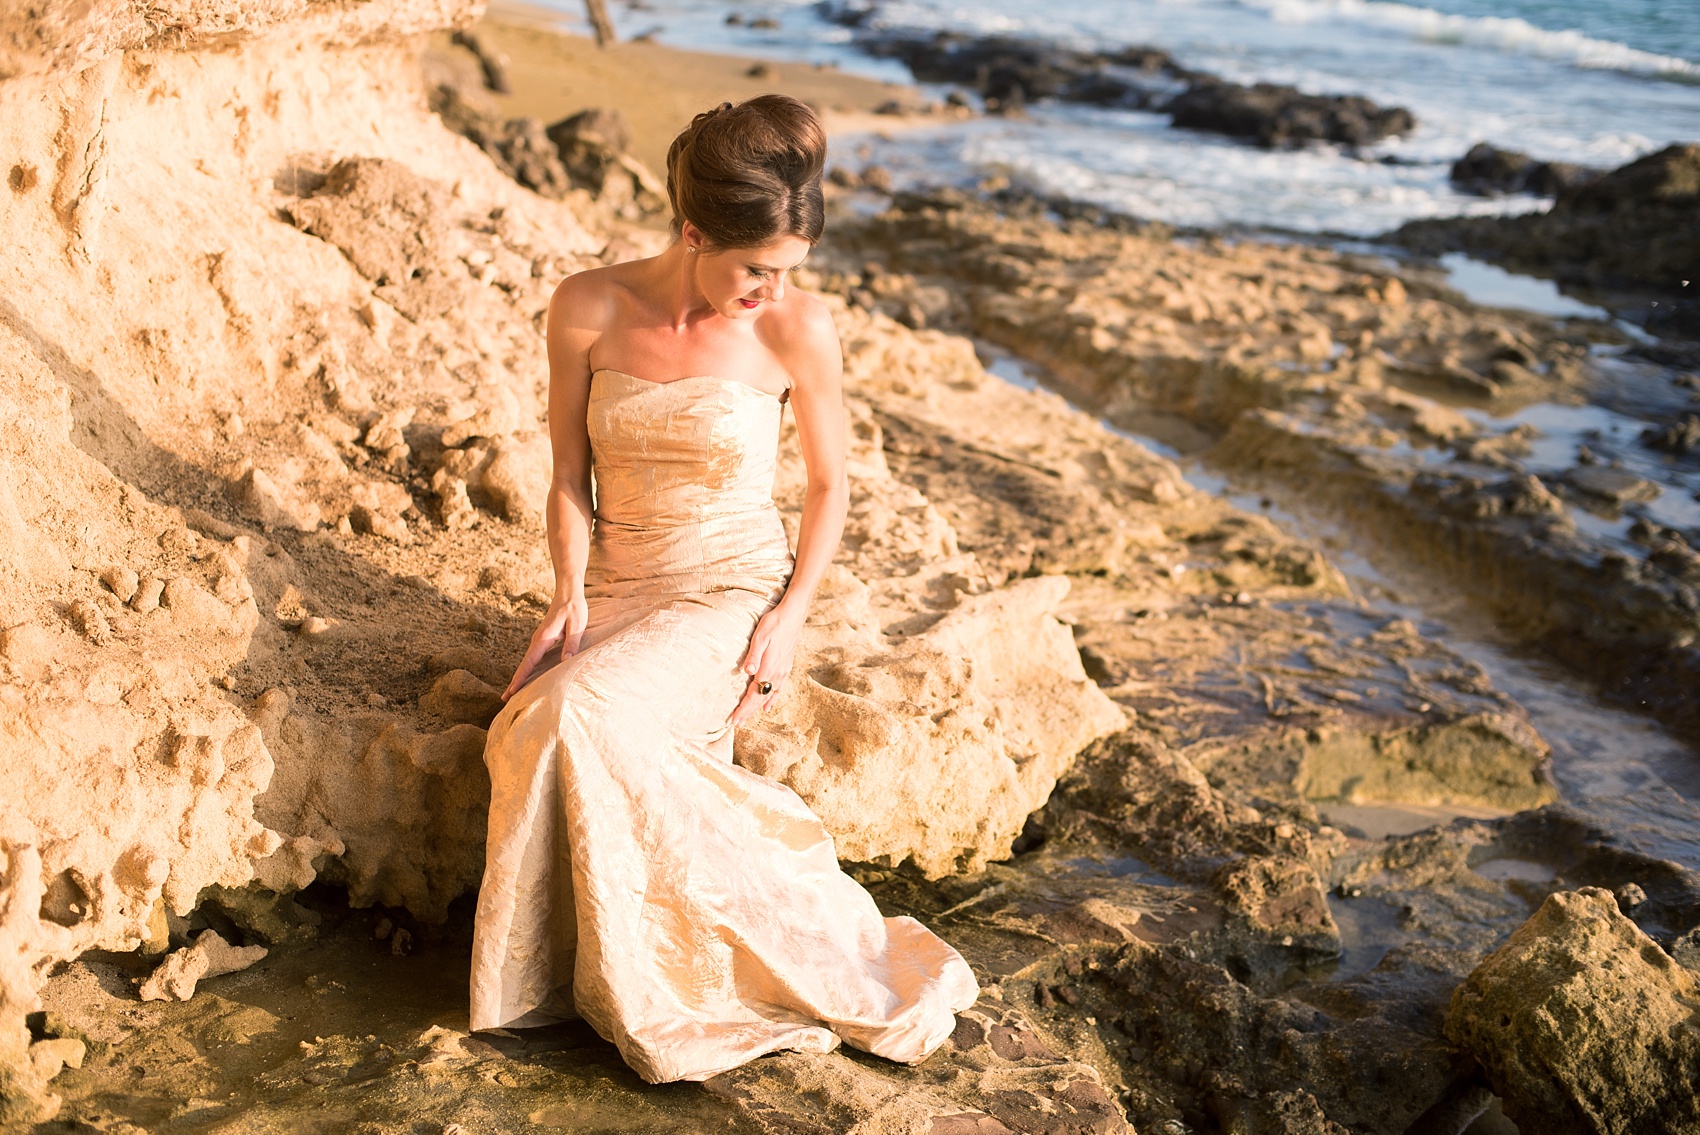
818,4,1416,150
819,186,1700,747
1395,142,1700,334
815,0,1695,334
4,3,1700,1133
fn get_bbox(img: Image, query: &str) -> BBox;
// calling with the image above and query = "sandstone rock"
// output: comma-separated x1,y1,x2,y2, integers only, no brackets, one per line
349,503,410,542
1642,413,1700,455
65,598,111,645
441,386,521,447
420,669,505,726
710,1000,1129,1135
285,158,452,289
432,82,665,218
449,28,511,94
1213,854,1340,957
99,565,139,604
849,25,1412,148
427,646,508,688
235,467,321,532
139,930,267,1002
0,0,595,1105
433,471,479,529
1446,887,1700,1135
1563,465,1660,506
27,1036,84,1076
363,406,416,452
738,571,1125,877
477,432,552,522
1295,712,1555,811
131,576,164,614
249,689,490,918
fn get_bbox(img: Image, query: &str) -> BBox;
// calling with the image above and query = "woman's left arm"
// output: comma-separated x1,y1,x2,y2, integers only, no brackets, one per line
729,302,849,726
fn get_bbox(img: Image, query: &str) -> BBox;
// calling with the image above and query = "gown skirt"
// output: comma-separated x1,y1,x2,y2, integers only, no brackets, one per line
468,369,979,1084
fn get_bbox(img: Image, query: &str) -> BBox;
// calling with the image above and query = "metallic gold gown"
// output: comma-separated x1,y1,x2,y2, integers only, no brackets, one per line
468,368,979,1084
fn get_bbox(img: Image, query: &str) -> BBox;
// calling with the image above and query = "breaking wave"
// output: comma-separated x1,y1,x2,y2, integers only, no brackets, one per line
1235,0,1700,82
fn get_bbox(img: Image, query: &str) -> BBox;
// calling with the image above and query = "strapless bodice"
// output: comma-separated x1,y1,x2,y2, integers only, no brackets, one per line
583,369,793,600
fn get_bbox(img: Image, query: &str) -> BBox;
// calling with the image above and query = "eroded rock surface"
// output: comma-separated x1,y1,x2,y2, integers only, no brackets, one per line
0,4,1119,1121
822,188,1700,741
6,2,1698,1131
1447,887,1700,1135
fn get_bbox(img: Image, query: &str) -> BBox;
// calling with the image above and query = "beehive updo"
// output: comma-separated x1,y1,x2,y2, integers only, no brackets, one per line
665,94,827,250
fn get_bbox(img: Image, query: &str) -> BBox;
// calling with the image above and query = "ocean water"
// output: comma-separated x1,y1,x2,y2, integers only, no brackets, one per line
536,0,1700,234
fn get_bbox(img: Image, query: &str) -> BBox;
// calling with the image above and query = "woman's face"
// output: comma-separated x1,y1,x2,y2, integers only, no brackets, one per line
685,226,813,320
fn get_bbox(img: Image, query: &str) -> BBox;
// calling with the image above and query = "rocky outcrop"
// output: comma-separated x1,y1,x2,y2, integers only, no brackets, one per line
0,5,1140,1121
823,189,1700,743
1449,142,1602,198
1446,887,1700,1134
1167,80,1414,150
1397,142,1700,293
832,18,1414,147
428,79,666,219
0,0,482,80
1,0,607,1118
739,570,1126,877
851,29,1195,114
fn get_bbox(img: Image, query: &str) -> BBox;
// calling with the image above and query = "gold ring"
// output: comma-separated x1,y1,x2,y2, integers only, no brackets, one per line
757,681,773,695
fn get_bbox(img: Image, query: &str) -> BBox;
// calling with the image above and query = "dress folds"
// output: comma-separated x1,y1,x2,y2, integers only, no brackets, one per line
469,368,979,1084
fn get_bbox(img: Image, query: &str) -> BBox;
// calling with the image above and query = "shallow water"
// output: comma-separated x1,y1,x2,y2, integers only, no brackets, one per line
1439,253,1611,320
973,330,1700,878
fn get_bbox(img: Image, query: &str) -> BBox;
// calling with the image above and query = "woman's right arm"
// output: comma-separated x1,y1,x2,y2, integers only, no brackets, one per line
503,271,607,700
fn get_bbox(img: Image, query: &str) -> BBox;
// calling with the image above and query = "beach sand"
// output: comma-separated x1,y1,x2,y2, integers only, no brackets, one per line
435,0,935,176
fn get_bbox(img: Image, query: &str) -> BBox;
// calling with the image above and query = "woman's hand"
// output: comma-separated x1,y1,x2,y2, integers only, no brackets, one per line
729,600,806,726
503,593,589,701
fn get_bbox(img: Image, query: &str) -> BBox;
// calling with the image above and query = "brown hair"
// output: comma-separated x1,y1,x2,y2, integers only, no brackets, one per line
665,94,827,249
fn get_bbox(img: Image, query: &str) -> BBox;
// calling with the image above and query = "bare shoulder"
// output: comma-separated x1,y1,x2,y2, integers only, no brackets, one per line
760,288,842,385
548,263,626,334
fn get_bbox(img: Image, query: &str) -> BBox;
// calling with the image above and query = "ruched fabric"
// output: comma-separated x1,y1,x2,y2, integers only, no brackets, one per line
469,369,979,1083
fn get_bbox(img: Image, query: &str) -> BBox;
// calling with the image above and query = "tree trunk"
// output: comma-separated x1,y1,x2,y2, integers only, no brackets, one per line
584,0,617,47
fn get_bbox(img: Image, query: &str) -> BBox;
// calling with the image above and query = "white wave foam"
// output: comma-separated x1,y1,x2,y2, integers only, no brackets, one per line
1236,0,1700,81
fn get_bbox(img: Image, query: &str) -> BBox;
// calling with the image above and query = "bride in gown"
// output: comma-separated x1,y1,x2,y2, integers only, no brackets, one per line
467,94,979,1084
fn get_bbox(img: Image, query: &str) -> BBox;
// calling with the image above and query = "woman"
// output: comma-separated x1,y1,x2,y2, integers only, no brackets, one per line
468,95,979,1085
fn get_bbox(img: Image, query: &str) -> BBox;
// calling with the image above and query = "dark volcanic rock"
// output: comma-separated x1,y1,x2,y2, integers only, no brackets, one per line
1450,142,1602,198
1642,413,1700,455
837,20,1413,147
1395,142,1700,294
1167,79,1416,149
858,30,1193,113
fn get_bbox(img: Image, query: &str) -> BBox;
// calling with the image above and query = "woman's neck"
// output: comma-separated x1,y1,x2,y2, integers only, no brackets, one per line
656,240,717,330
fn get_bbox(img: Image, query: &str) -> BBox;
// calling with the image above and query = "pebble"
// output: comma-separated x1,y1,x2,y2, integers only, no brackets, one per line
67,598,112,645
300,616,333,636
100,565,140,604
131,576,165,614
